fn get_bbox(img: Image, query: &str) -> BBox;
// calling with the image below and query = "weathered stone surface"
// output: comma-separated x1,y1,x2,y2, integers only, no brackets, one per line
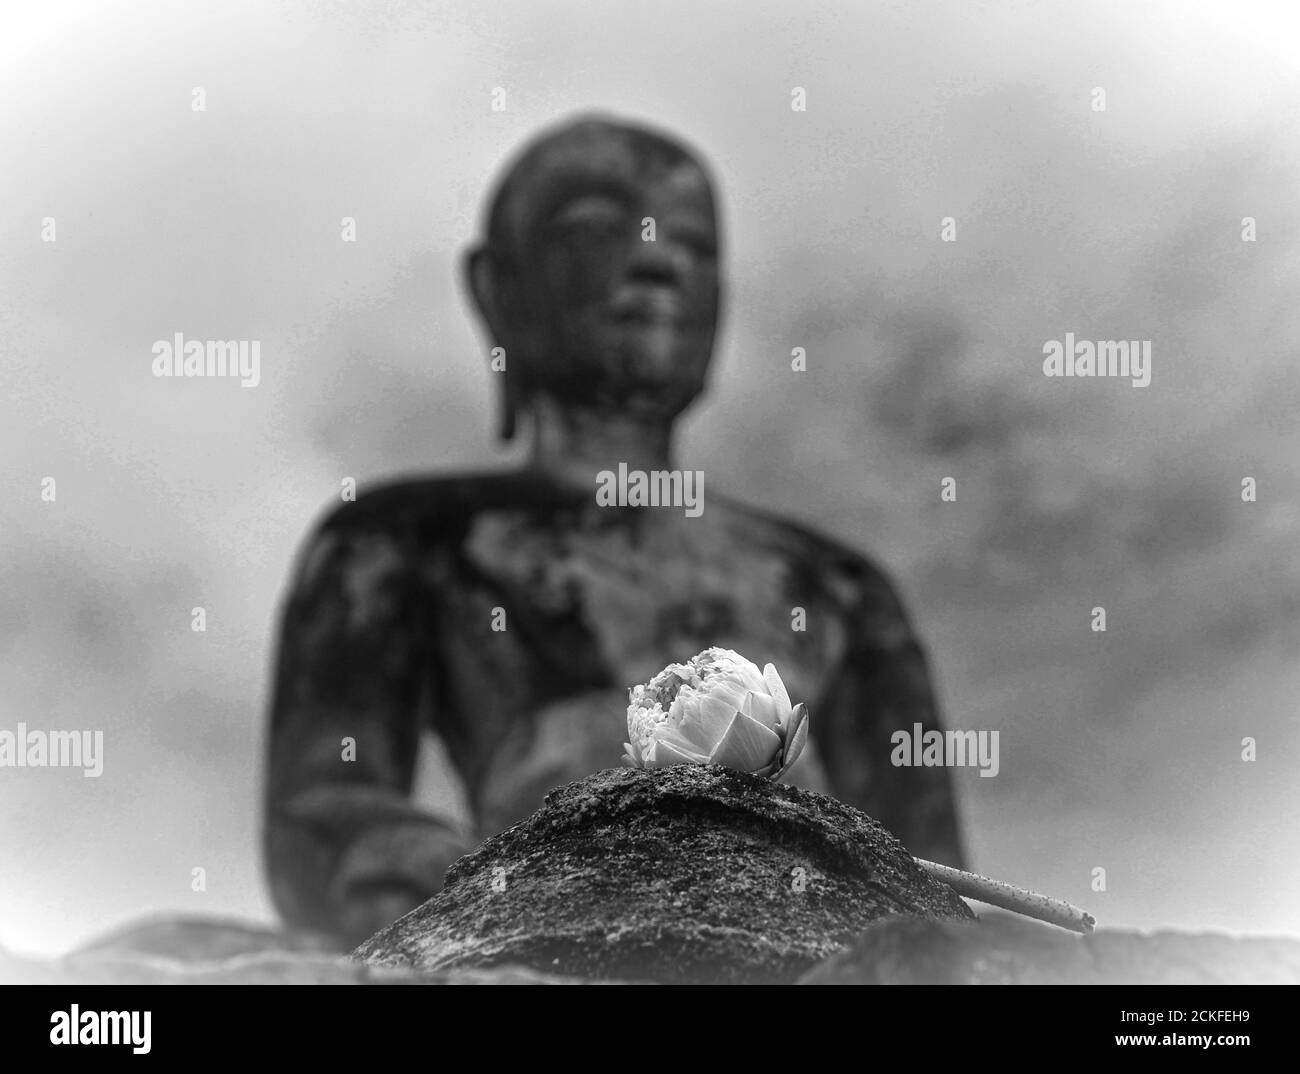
354,764,973,984
12,838,1295,985
0,914,596,985
0,944,589,985
72,915,340,962
798,912,1300,984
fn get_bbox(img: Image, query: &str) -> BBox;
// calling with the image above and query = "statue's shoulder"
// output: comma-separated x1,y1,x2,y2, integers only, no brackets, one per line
288,468,572,591
314,468,552,536
710,488,909,618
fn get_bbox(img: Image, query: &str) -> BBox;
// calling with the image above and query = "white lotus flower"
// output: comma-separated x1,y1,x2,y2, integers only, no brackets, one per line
622,647,809,780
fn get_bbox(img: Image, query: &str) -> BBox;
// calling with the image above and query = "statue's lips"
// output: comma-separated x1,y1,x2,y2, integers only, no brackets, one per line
609,290,687,326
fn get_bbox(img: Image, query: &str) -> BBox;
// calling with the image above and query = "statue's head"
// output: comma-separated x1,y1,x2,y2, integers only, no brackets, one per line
465,114,722,440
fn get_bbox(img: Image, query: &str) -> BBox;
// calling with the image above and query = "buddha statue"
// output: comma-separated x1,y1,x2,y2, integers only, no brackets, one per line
264,115,965,947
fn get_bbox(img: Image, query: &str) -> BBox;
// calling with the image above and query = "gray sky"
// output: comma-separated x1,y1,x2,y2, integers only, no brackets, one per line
2,0,1298,954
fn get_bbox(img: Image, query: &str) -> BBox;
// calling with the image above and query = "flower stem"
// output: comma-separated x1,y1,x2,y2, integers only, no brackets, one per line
915,858,1096,934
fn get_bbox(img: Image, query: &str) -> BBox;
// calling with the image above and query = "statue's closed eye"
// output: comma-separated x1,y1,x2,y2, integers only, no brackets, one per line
548,195,629,237
668,222,717,258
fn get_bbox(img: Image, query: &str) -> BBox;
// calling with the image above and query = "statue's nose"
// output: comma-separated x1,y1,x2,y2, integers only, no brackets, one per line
624,232,692,285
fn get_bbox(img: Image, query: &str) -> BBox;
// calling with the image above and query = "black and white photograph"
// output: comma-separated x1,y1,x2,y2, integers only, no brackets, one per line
1,0,1296,1051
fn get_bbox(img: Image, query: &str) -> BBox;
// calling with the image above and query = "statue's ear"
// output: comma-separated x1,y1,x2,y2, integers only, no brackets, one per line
464,246,520,442
465,245,508,338
497,370,520,442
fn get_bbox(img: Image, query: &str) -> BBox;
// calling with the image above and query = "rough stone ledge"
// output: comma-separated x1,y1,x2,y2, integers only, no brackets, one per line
799,912,1300,984
10,767,1296,985
354,765,972,984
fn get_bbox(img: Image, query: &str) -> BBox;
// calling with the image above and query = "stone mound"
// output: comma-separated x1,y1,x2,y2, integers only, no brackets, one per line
354,764,973,983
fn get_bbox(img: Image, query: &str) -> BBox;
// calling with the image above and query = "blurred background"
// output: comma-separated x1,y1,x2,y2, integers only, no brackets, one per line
2,0,1298,955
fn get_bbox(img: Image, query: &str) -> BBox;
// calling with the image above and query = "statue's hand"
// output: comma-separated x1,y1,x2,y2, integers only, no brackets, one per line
477,689,629,838
336,883,428,949
329,821,466,947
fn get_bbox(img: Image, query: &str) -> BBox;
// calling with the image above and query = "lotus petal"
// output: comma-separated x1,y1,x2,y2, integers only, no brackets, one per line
650,737,708,768
773,703,810,780
741,689,783,731
762,663,792,715
708,647,768,688
702,679,748,713
699,692,743,733
707,711,782,770
671,694,731,750
657,724,710,757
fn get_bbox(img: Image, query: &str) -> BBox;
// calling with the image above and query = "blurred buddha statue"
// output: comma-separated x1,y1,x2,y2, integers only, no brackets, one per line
264,115,966,947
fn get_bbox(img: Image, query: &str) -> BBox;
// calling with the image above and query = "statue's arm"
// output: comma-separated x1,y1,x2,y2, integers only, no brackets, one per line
817,571,967,869
263,522,465,947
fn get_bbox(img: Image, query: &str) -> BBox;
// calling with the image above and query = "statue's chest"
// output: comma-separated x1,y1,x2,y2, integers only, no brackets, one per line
460,508,843,705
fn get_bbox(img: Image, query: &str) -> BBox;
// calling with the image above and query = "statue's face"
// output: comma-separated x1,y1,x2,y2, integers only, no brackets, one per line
491,125,721,422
